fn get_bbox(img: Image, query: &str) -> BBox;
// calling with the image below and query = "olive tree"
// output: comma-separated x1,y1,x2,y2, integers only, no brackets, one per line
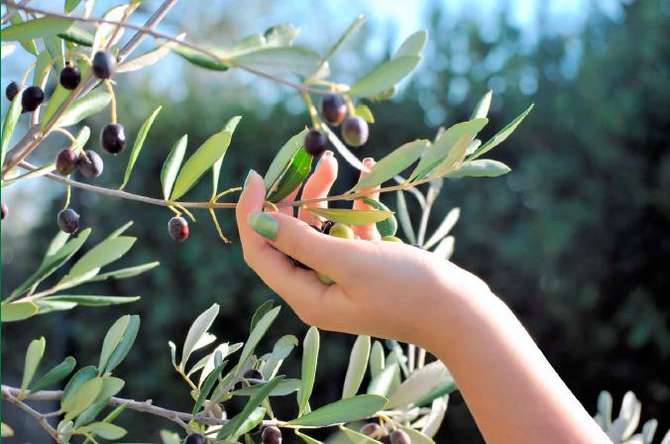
0,1,539,442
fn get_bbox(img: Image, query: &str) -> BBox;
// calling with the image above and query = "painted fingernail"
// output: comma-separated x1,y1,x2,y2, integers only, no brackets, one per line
248,211,278,240
315,150,334,169
244,169,256,188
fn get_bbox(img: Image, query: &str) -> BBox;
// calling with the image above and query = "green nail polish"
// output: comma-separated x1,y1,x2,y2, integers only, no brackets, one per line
248,212,278,240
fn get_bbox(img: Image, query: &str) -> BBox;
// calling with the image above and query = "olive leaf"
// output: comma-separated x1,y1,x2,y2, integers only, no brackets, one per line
367,363,399,397
288,394,387,427
29,356,77,392
2,17,74,41
396,191,416,244
414,380,457,407
161,135,188,200
401,426,435,444
1,301,39,322
369,340,386,380
99,316,130,374
261,335,299,379
470,103,534,160
340,425,383,444
228,46,322,78
447,159,511,178
88,262,160,282
423,208,460,250
432,236,455,260
57,88,112,128
354,103,375,123
250,300,275,331
353,140,429,191
62,366,98,408
45,35,65,70
394,30,428,57
192,361,227,415
21,337,46,391
104,315,140,374
120,106,162,189
299,326,320,416
172,44,230,71
410,118,488,180
78,422,127,440
118,34,185,73
180,303,220,370
342,335,371,399
1,86,23,167
386,360,452,409
470,90,493,119
349,56,421,98
65,0,83,13
295,430,324,444
267,147,312,203
91,4,136,53
58,26,94,46
8,14,38,55
41,83,73,129
305,208,393,225
237,306,281,374
322,124,369,171
264,128,307,190
63,376,103,421
60,236,137,285
361,198,397,238
317,14,366,71
171,116,241,200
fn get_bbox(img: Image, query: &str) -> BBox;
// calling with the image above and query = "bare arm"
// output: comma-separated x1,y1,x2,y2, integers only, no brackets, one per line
235,154,610,444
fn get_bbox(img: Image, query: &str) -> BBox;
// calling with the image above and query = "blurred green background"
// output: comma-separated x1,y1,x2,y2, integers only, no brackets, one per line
2,0,669,442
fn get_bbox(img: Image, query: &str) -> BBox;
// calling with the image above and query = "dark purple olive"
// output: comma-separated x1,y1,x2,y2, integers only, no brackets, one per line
342,116,369,147
304,129,327,157
57,208,80,234
60,63,81,90
261,426,282,444
100,123,126,154
92,51,116,79
168,216,190,242
77,150,104,178
6,81,20,102
320,93,347,126
56,148,79,175
21,86,44,112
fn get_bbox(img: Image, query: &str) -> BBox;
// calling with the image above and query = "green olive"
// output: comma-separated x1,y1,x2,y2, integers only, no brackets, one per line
318,272,334,285
382,235,403,243
328,222,355,240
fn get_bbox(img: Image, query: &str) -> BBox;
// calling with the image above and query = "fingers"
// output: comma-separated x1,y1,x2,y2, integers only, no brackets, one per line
279,187,300,216
352,157,381,240
298,150,338,226
236,171,328,310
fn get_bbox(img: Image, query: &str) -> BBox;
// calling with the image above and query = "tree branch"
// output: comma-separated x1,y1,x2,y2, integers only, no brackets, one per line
118,0,178,61
2,386,64,443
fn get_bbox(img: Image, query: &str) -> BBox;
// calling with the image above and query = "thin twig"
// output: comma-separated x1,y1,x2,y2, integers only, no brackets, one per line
0,0,31,25
2,387,64,443
118,0,178,61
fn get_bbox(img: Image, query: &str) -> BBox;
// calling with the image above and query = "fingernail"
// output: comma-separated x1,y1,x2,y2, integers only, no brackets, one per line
248,211,278,240
315,150,334,169
244,169,256,188
363,157,375,167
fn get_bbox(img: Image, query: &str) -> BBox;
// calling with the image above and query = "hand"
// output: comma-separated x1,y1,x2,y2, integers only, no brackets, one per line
235,152,490,348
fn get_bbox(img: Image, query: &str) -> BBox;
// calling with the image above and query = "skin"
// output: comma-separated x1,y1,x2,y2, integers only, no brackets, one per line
236,152,610,444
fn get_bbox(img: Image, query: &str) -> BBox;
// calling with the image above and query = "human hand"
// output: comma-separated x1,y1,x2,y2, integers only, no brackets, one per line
236,152,490,348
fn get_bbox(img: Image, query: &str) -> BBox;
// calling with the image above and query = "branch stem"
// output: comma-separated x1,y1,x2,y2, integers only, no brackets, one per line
1,387,64,443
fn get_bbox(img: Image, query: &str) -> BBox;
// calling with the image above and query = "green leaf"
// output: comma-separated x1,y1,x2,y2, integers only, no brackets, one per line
305,208,393,226
400,426,435,444
299,326,319,415
62,236,136,283
470,90,493,119
386,361,451,409
181,303,220,369
232,378,302,397
35,300,77,315
342,336,371,399
261,335,299,379
288,394,387,427
1,302,39,322
2,17,74,41
237,306,281,373
88,262,160,282
11,228,91,298
79,422,127,440
171,116,241,200
235,406,266,437
264,23,299,46
45,35,65,70
172,44,230,71
30,356,76,392
9,14,38,55
72,126,91,151
354,104,375,123
394,30,428,57
57,88,112,128
369,340,385,380
58,26,94,46
318,15,366,70
448,159,511,178
62,366,98,405
21,337,46,391
471,103,534,160
250,300,274,331
353,140,429,191
92,4,135,53
410,118,488,180
193,362,226,415
120,106,162,189
296,430,324,444
103,221,134,241
267,147,312,203
63,376,103,421
160,135,188,200
118,35,183,73
423,208,460,250
340,425,383,443
104,315,140,374
362,198,397,237
414,381,457,407
229,46,321,78
263,128,307,190
433,236,455,260
1,422,15,438
41,84,72,129
1,85,23,167
217,376,284,439
99,316,130,375
367,363,398,397
395,191,415,244
65,0,83,13
349,56,421,98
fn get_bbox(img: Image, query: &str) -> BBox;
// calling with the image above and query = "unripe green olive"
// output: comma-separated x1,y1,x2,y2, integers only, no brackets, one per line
328,222,354,239
382,235,403,243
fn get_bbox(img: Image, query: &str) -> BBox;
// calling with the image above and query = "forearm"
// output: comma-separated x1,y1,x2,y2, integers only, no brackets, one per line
420,281,609,443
